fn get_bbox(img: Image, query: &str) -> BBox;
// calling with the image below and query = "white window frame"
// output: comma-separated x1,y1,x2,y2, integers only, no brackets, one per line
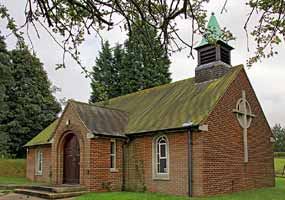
152,135,170,180
110,139,117,172
35,150,43,176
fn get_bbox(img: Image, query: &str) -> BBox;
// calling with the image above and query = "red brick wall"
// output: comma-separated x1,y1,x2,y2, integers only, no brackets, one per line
88,138,123,192
51,102,91,186
125,132,190,196
200,68,275,196
26,68,274,197
51,102,124,192
26,144,51,183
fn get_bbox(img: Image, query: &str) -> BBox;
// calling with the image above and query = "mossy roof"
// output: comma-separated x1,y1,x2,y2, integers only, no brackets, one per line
71,101,128,137
24,119,58,147
96,65,243,134
25,65,243,146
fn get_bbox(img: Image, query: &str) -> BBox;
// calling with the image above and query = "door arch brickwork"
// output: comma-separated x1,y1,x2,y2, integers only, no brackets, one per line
51,104,91,186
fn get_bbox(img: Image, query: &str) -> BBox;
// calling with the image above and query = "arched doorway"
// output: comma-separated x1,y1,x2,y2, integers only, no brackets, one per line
63,133,80,184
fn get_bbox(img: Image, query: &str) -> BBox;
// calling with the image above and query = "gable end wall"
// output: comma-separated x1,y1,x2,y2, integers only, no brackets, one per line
51,103,91,187
201,68,275,196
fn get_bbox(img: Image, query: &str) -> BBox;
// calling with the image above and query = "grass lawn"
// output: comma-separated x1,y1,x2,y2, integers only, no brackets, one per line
0,159,26,177
0,177,48,185
275,158,285,175
75,178,284,200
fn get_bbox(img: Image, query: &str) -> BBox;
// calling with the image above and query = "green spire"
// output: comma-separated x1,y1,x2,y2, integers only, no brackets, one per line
196,12,225,48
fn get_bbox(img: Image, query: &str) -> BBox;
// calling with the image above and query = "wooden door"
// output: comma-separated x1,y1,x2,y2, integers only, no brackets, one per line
63,134,80,184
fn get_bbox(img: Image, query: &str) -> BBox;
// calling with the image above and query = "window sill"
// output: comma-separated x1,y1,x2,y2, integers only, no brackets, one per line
110,168,119,173
35,172,43,176
152,175,170,181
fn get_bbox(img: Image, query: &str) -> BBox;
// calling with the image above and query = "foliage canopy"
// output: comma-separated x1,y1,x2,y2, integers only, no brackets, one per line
90,21,171,102
272,124,285,152
0,0,284,71
0,37,61,157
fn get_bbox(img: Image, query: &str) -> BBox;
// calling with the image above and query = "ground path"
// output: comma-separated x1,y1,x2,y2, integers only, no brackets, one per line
0,193,73,200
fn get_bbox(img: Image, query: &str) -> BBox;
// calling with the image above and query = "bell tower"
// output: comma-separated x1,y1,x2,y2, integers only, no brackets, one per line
194,13,234,83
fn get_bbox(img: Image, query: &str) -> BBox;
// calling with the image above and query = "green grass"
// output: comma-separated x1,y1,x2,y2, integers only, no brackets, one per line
0,177,47,185
0,159,26,177
75,178,285,200
0,159,43,186
275,158,285,175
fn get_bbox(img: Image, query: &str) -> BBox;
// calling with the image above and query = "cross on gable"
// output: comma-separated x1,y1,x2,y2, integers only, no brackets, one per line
233,90,255,163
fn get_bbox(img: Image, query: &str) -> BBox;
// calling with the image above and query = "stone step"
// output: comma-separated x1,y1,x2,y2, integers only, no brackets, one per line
14,188,87,199
18,185,87,193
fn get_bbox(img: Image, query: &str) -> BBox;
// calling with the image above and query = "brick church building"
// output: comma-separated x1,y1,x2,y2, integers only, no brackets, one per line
25,14,275,197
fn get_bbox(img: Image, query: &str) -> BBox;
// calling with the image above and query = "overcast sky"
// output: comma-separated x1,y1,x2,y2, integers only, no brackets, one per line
1,0,285,126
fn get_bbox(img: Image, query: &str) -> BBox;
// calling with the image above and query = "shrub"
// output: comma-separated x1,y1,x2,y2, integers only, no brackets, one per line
274,152,285,158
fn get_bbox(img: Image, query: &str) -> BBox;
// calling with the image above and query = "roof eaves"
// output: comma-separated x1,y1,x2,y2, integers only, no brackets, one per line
125,124,200,137
92,131,128,139
24,141,52,147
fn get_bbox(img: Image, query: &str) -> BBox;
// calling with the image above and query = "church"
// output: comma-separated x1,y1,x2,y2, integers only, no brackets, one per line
25,14,275,197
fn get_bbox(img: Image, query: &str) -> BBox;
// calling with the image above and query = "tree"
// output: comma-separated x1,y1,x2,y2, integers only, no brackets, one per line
121,21,171,95
90,41,119,103
0,36,13,157
272,124,285,152
3,45,61,157
90,21,171,102
112,44,125,95
1,0,284,69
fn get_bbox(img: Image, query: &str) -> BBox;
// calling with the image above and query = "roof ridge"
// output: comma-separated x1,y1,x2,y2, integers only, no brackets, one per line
69,99,129,113
102,65,243,104
97,65,243,106
101,77,194,104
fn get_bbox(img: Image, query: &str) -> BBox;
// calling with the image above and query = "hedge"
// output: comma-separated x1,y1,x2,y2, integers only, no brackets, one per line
274,152,285,158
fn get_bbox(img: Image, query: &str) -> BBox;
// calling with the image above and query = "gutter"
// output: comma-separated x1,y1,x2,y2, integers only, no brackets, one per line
184,123,208,197
87,131,128,139
122,142,126,191
127,125,200,139
187,129,193,197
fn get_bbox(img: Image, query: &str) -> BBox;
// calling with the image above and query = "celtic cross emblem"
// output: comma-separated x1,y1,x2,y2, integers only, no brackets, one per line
233,90,255,163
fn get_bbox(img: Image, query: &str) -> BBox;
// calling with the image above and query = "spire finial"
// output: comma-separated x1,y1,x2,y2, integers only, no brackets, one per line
211,12,215,16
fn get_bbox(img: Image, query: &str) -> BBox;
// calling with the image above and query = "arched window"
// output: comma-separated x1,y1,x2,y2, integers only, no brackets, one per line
153,135,169,179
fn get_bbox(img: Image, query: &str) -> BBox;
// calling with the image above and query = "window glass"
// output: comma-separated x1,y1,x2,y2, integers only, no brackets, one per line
110,155,114,168
160,144,166,157
36,150,43,175
110,140,116,169
160,158,167,173
155,136,168,175
111,141,115,154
